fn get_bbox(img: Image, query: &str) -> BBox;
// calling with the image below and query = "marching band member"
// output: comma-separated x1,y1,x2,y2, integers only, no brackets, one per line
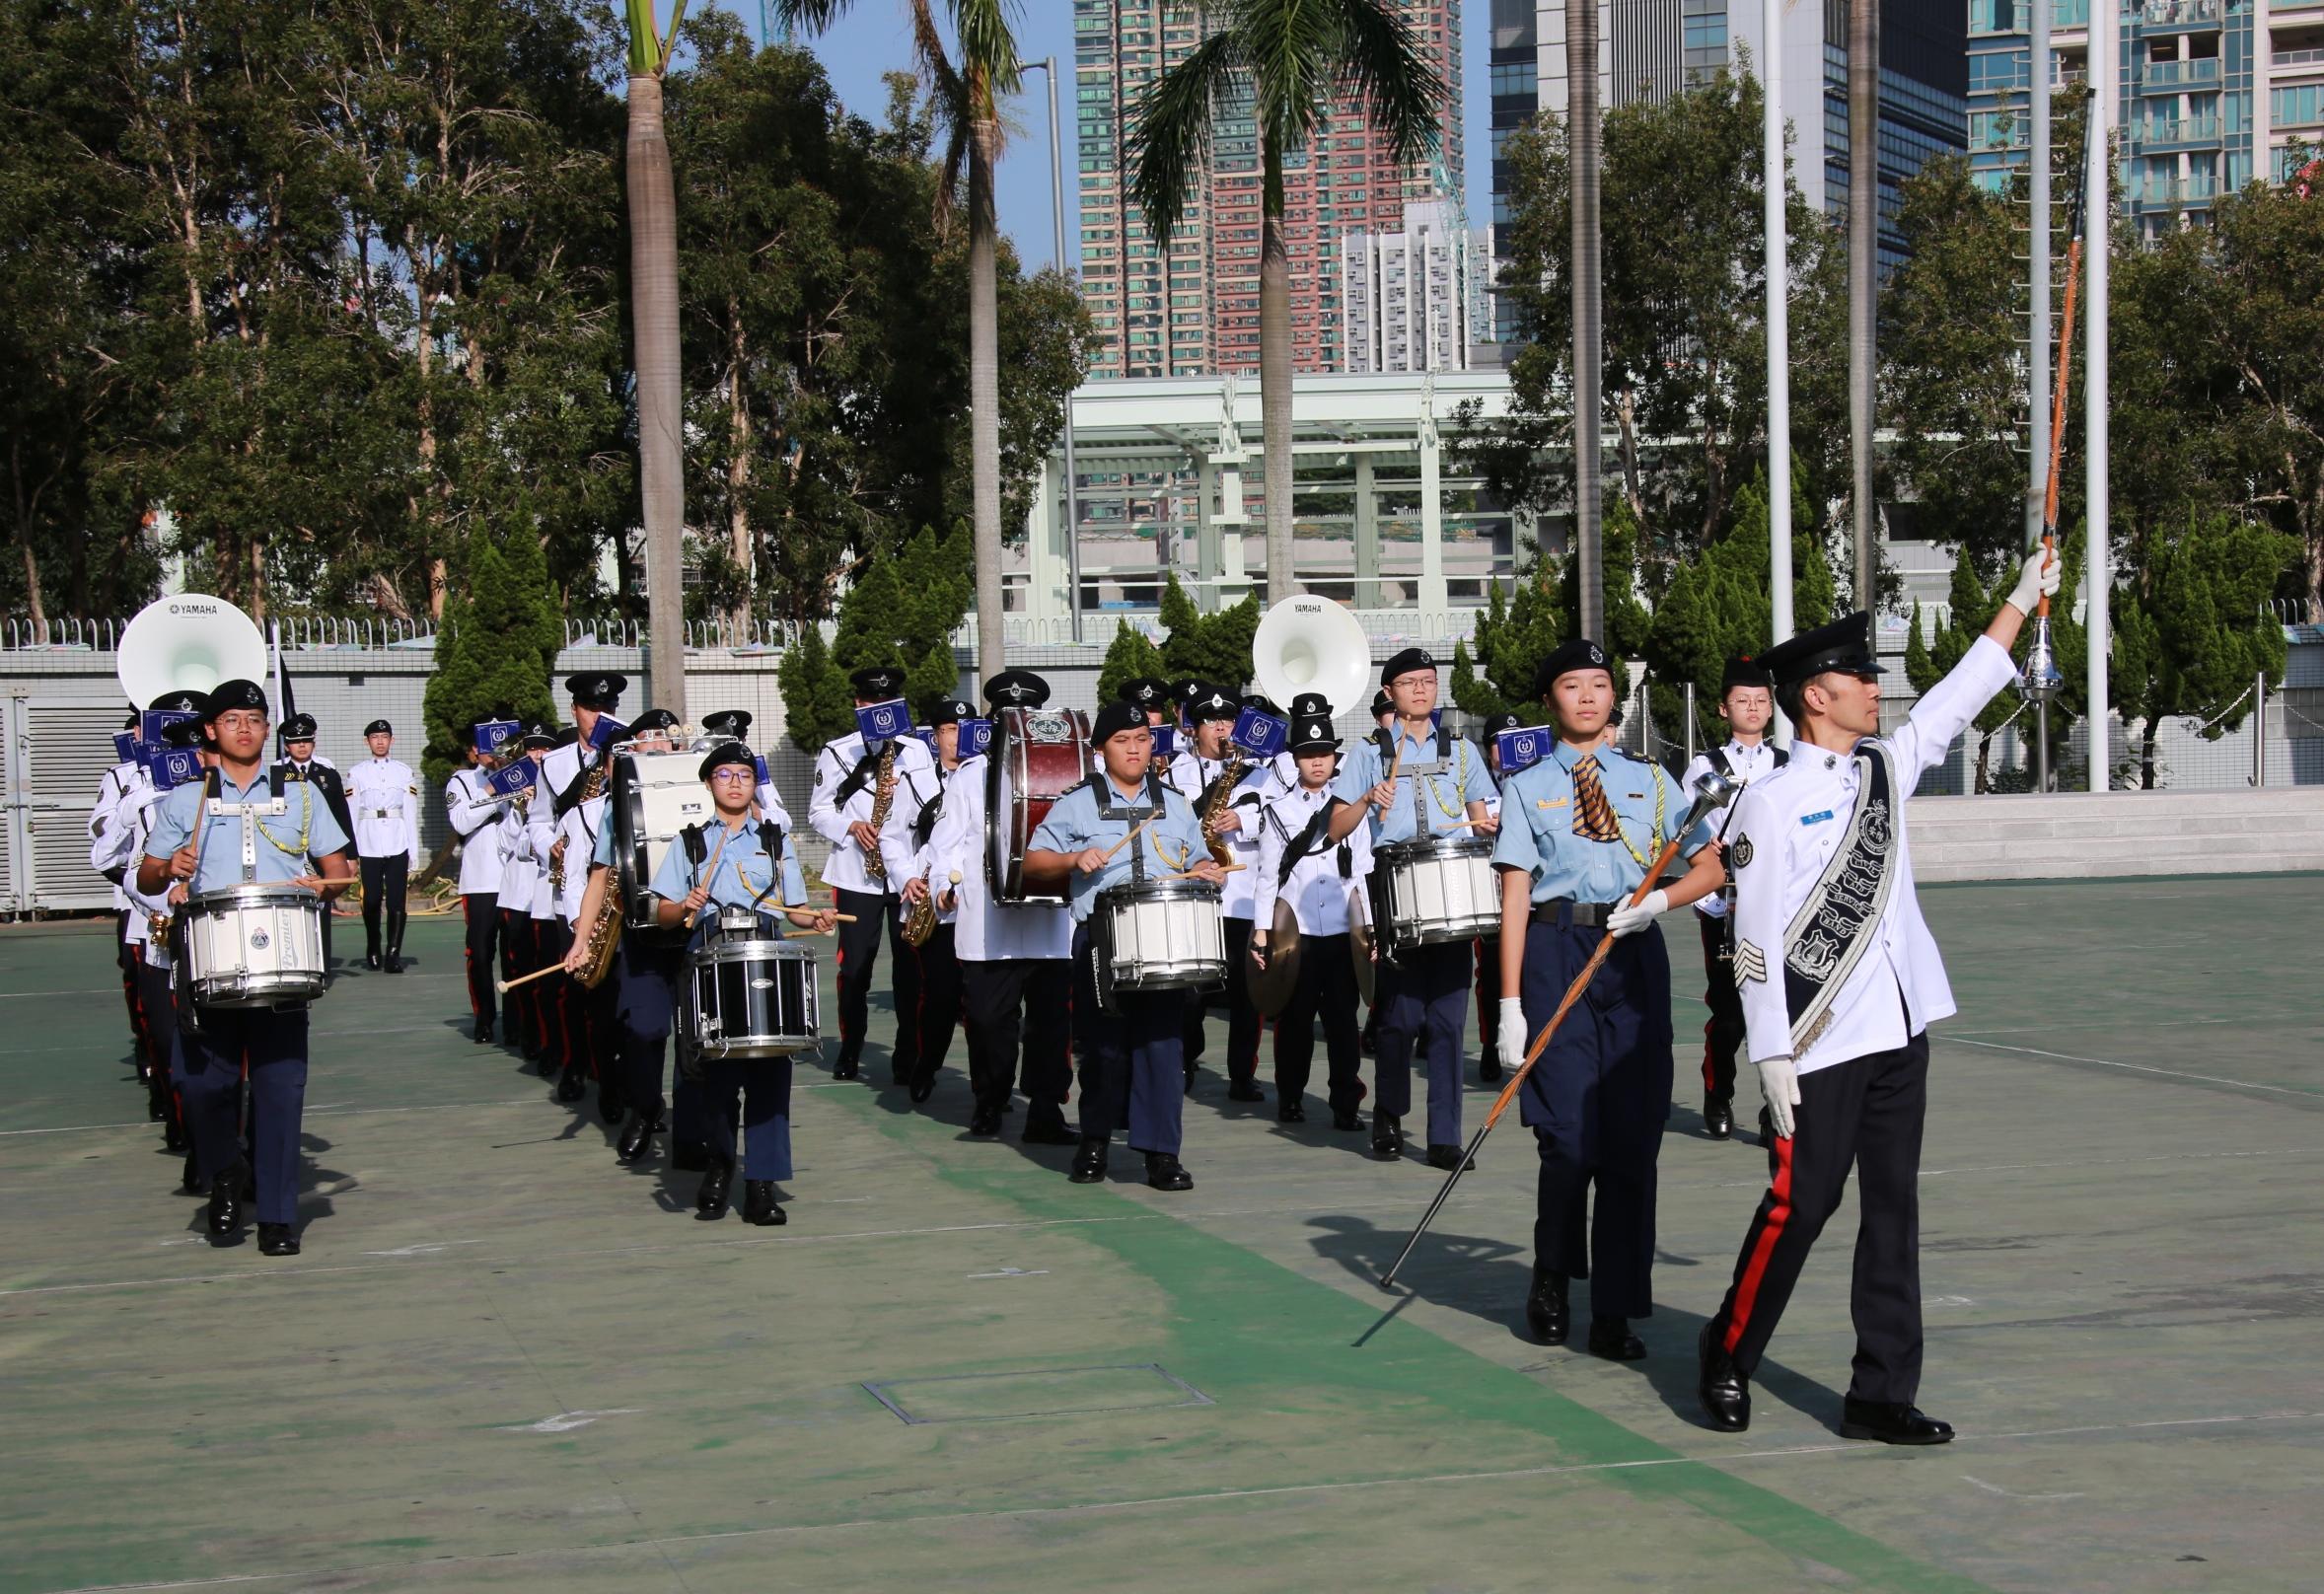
696,710,793,830
1024,702,1225,1191
1326,647,1498,1166
1678,657,1785,1138
553,739,623,1124
92,720,200,1143
348,719,418,973
1491,639,1724,1359
1241,691,1300,791
1697,551,2058,1444
1250,695,1371,1127
1121,677,1172,728
1474,710,1524,1084
496,728,554,1062
446,728,509,1044
275,714,354,975
651,742,835,1223
139,681,354,1255
95,710,157,1077
885,697,973,1099
927,671,1080,1140
1168,682,1276,1103
809,665,935,1083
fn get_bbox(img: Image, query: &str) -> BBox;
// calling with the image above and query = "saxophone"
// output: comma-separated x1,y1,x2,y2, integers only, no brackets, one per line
572,871,624,988
548,757,609,896
1198,750,1249,868
862,741,900,883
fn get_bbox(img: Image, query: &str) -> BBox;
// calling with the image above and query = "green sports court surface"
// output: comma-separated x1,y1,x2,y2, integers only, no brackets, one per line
2,874,2318,1593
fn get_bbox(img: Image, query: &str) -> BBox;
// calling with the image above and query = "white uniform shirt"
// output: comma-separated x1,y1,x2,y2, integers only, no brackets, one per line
92,761,148,911
347,757,420,863
1679,739,1786,920
445,767,507,898
1252,783,1373,937
924,753,1070,962
495,798,542,906
93,782,177,958
1165,747,1278,919
1729,634,2017,1076
809,732,936,897
555,795,608,924
878,758,962,888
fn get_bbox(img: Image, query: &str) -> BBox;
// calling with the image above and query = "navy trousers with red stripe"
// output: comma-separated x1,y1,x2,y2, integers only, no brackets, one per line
1698,912,1745,1104
1707,1032,1929,1405
462,893,499,1033
834,888,916,1076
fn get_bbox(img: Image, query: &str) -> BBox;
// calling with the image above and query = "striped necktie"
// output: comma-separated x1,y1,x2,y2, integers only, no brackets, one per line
1571,756,1623,843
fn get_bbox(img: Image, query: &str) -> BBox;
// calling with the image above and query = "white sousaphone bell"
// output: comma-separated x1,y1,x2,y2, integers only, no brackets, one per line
116,594,270,711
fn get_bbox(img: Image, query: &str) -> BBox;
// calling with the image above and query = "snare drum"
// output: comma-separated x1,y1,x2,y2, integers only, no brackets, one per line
182,883,327,1008
1093,878,1226,994
686,939,820,1058
1372,835,1499,953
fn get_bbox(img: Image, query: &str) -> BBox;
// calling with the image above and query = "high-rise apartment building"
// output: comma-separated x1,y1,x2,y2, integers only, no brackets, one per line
1487,0,1540,347
1344,200,1491,371
1966,0,2324,237
1075,0,1467,379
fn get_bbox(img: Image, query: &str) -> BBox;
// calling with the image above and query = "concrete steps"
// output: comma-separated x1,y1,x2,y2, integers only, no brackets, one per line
1909,789,2324,881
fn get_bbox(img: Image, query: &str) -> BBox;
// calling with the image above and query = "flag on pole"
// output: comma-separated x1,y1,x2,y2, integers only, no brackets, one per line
271,620,298,757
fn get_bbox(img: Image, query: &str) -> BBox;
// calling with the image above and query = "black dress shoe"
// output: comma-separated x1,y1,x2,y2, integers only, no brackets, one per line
1480,1057,1503,1084
474,1018,495,1046
207,1165,248,1241
1068,1137,1109,1184
384,950,403,974
616,1111,661,1164
556,1068,587,1103
1371,1114,1404,1160
1332,1105,1364,1131
909,1068,937,1105
695,1159,734,1219
1426,1142,1476,1172
1020,1116,1080,1146
671,1141,711,1173
742,1180,786,1226
257,1222,300,1257
1183,1063,1198,1096
1227,1080,1267,1103
182,1150,200,1194
1277,1099,1306,1123
1587,1317,1647,1361
364,952,382,971
164,1116,188,1153
1704,1094,1734,1139
833,1058,861,1082
1524,1266,1568,1345
968,1105,1002,1136
1698,1323,1751,1431
1840,1398,1954,1445
1144,1153,1194,1192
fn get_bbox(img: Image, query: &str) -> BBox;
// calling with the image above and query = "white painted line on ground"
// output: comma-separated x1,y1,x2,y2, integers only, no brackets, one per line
0,987,116,998
494,1408,641,1434
360,1239,487,1258
967,1268,1049,1279
1948,1036,2323,1099
1961,1473,2085,1501
1945,1016,2238,1037
0,1096,548,1135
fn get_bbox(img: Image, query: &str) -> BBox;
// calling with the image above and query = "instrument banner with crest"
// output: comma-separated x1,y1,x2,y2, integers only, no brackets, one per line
1495,724,1556,775
472,718,521,757
1776,743,1900,1057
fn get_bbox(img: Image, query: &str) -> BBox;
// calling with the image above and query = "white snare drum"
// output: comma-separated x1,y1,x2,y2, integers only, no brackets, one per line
686,938,820,1058
1094,878,1226,994
182,883,327,1008
1373,835,1499,952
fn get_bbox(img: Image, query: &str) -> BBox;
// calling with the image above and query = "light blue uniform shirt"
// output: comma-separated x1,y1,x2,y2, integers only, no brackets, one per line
1029,775,1210,923
144,769,351,894
1490,741,1703,905
647,819,808,919
1331,723,1489,845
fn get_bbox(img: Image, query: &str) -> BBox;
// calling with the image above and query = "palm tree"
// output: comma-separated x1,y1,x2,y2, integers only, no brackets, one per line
781,0,1022,686
1566,0,1603,640
626,0,690,723
1847,0,1877,609
1129,0,1445,605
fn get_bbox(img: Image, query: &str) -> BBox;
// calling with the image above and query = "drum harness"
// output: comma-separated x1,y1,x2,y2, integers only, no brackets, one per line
174,766,311,1034
679,819,787,939
1084,771,1183,1012
1271,798,1354,889
1364,725,1461,966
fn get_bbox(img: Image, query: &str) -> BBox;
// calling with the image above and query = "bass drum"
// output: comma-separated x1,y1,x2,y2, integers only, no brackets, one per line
614,747,713,929
985,705,1091,905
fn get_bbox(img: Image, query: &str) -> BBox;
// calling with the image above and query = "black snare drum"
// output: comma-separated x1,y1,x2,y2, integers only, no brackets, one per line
685,938,819,1058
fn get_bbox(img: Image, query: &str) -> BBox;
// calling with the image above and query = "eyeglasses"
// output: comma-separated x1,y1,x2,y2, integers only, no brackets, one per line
214,712,267,732
709,769,756,785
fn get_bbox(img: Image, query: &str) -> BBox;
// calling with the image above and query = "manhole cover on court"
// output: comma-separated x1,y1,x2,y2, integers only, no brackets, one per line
863,1363,1214,1425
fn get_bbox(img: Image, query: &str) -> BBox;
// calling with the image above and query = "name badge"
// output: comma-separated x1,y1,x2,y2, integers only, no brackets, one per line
1535,796,1569,809
1800,809,1835,827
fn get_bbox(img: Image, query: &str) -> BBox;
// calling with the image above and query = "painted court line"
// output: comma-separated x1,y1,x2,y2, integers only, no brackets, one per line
53,1410,2324,1592
1949,1036,2323,1099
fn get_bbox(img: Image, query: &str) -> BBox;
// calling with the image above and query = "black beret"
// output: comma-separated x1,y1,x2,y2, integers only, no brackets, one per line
1758,614,1883,687
983,669,1050,709
564,672,627,707
1187,683,1238,721
1483,710,1525,735
629,707,682,734
699,709,753,739
1371,690,1393,718
1118,676,1171,709
280,713,317,740
1534,638,1614,694
697,741,756,781
199,680,268,718
1381,647,1437,687
848,665,907,699
1091,700,1148,745
148,690,204,714
160,718,206,749
363,718,393,736
1720,655,1774,694
926,697,976,726
1287,691,1333,720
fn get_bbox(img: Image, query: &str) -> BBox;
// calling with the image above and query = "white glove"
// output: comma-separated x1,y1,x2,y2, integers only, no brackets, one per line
2005,544,2064,615
1606,889,1667,938
1496,996,1526,1075
1757,1055,1801,1139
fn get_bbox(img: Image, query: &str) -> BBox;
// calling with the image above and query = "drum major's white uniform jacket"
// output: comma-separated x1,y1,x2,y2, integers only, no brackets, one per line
1165,749,1278,920
347,757,420,864
924,753,1070,962
810,732,935,897
445,768,507,898
1252,784,1372,937
1679,739,1784,920
92,761,148,912
1728,634,2017,1077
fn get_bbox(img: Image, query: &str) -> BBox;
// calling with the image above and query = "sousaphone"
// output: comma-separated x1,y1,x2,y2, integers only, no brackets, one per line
116,595,269,711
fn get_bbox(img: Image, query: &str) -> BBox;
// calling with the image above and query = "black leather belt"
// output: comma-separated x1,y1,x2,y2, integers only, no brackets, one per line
1531,898,1619,927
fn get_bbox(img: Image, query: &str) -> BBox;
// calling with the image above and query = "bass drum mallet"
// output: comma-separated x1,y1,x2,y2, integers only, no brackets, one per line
1377,767,1738,1291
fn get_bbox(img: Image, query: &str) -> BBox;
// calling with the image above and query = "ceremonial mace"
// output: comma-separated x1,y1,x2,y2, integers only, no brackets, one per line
1378,767,1738,1291
2020,107,2092,791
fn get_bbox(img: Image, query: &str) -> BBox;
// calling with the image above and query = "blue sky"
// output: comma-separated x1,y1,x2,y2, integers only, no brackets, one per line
724,0,1495,274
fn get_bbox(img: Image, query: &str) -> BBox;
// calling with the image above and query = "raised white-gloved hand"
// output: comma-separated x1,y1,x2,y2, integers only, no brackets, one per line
1757,1054,1802,1139
2005,543,2064,615
1606,889,1667,938
1496,996,1526,1075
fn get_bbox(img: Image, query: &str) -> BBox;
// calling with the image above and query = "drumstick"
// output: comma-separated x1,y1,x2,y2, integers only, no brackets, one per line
686,826,735,928
1155,863,1246,880
495,963,566,994
1099,819,1152,862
